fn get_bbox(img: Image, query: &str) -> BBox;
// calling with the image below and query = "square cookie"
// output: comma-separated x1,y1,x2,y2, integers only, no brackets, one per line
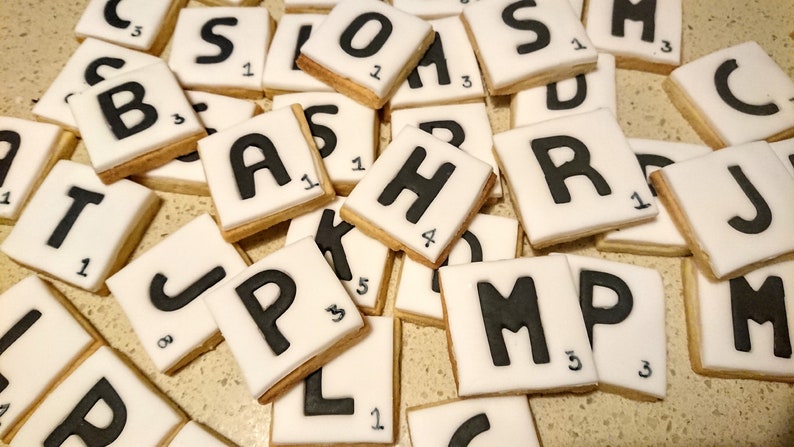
682,258,794,382
68,61,206,184
1,160,160,293
0,117,77,224
664,41,794,148
199,104,335,242
168,6,271,99
296,0,435,108
341,125,496,269
270,316,400,445
440,256,598,397
203,237,368,404
286,197,394,315
493,108,658,249
272,92,378,195
650,141,794,280
106,213,249,375
462,0,597,95
771,137,794,177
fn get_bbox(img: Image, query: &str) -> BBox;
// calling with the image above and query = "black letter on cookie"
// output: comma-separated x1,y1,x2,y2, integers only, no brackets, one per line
407,32,451,89
97,81,159,140
84,57,126,86
448,413,491,447
103,0,130,29
235,269,297,356
340,13,393,58
44,377,127,447
431,230,483,293
292,24,313,70
47,186,105,249
578,270,634,347
303,368,355,416
418,120,466,149
0,130,21,187
531,135,612,204
611,0,657,42
150,267,227,312
502,0,551,55
196,17,239,65
230,133,292,200
0,310,42,393
636,153,674,196
304,105,340,158
714,59,779,116
726,165,772,235
546,75,587,111
730,275,791,359
377,146,456,224
478,276,549,366
315,209,355,281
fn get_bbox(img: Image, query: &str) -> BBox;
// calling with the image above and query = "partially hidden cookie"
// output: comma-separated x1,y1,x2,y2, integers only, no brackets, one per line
283,0,342,14
167,421,236,447
770,137,794,177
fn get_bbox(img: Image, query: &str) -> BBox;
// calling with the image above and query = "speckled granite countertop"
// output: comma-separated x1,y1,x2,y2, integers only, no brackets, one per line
1,0,793,446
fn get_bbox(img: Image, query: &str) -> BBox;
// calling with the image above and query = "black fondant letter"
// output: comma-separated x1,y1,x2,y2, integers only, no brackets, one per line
726,165,772,235
196,17,238,65
339,13,393,58
303,368,354,416
448,413,491,447
0,310,42,393
611,0,657,42
47,186,105,249
97,81,158,140
502,0,550,55
531,135,611,204
150,267,227,312
235,269,297,356
314,209,355,281
407,32,451,89
730,275,791,359
0,130,21,186
714,59,779,116
229,133,292,200
578,270,634,346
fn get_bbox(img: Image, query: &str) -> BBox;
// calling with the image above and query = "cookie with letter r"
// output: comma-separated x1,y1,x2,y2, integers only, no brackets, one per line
341,125,496,269
199,104,335,243
462,0,597,95
270,316,400,446
493,108,658,249
439,256,597,397
407,395,541,447
68,61,207,184
0,117,77,224
296,0,435,109
8,346,185,446
0,276,103,443
1,160,160,294
682,258,794,382
770,137,794,177
203,237,368,405
167,421,235,447
650,141,794,280
74,0,184,54
664,41,794,148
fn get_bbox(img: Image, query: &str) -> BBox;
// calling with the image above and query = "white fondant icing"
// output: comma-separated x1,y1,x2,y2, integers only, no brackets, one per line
393,0,583,20
168,421,230,447
74,0,175,52
284,0,343,12
770,137,794,177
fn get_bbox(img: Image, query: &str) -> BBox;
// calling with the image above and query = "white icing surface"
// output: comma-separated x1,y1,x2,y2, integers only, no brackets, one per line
1,160,159,292
342,125,493,265
440,256,597,396
0,276,96,438
299,0,433,100
462,0,597,94
198,105,329,231
770,137,794,177
168,421,230,447
512,53,616,128
394,213,519,324
585,0,682,67
286,197,391,312
669,41,794,147
68,61,204,174
389,16,485,111
407,395,541,447
391,102,501,199
168,7,271,93
272,92,377,190
271,316,396,444
262,14,334,95
558,253,667,399
393,0,582,20
203,237,365,401
657,141,794,279
493,108,658,248
284,0,342,11
32,38,161,131
107,214,248,373
74,0,174,51
9,346,184,446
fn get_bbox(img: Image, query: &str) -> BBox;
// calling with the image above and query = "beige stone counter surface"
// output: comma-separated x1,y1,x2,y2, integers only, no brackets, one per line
1,0,793,446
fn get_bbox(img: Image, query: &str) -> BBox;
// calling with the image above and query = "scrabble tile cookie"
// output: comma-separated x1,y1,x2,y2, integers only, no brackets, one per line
272,92,378,195
394,213,520,328
106,214,249,375
584,0,682,74
0,117,77,224
511,53,617,128
493,108,658,249
283,0,344,14
462,0,597,96
597,138,713,257
68,61,206,184
439,256,598,397
8,346,185,446
286,197,394,315
650,141,794,280
296,0,435,109
262,14,334,98
74,0,184,54
770,137,794,177
388,16,485,113
682,258,794,382
0,276,103,442
168,7,271,99
664,41,794,148
1,160,160,294
407,396,541,447
270,316,399,445
32,38,161,133
391,102,502,200
341,125,496,269
559,253,667,400
199,104,334,243
135,90,260,195
167,421,235,447
203,237,368,404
